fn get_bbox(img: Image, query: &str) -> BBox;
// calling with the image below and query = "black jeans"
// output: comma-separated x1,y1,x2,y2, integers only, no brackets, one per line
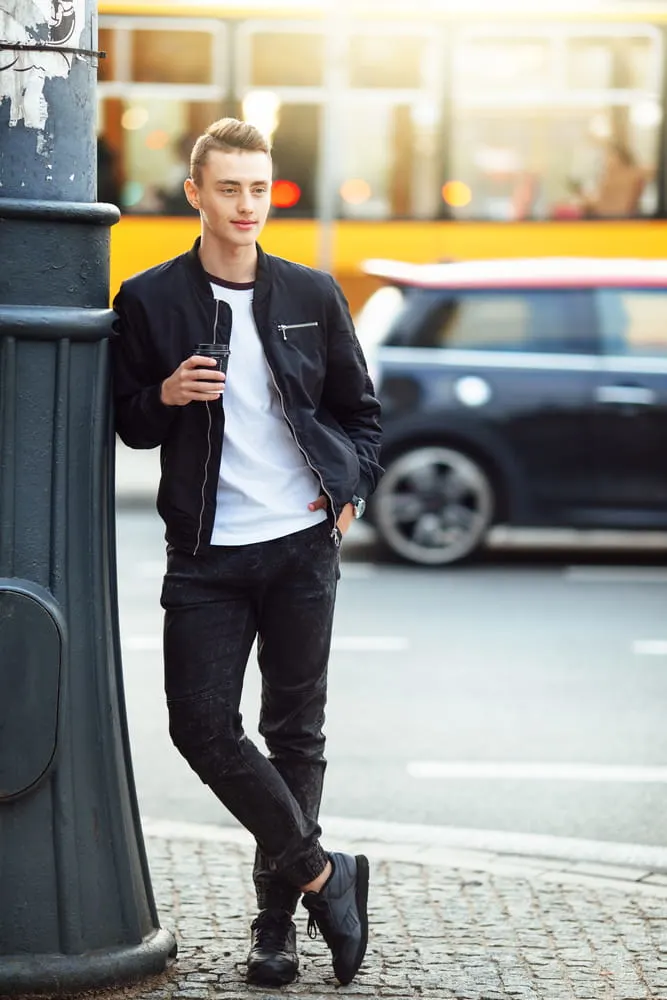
160,520,339,913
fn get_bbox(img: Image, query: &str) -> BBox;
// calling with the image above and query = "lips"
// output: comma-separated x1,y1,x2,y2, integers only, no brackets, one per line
232,221,256,229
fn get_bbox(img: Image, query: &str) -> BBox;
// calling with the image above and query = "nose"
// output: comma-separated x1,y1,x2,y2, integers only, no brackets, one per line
237,189,254,214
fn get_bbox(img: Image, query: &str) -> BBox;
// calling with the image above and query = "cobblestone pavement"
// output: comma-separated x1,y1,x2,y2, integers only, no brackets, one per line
25,829,666,1000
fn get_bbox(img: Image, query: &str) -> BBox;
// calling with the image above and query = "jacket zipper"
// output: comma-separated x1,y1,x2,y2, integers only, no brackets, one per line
194,298,221,555
265,358,340,547
277,321,319,341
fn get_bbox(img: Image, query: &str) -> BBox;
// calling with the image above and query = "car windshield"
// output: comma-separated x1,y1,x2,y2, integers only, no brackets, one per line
355,285,405,352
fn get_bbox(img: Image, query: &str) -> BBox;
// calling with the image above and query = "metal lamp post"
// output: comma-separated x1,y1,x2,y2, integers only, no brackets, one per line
0,1,176,994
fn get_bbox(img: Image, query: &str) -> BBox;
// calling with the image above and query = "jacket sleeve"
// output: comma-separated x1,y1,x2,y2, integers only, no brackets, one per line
321,276,383,499
111,283,178,449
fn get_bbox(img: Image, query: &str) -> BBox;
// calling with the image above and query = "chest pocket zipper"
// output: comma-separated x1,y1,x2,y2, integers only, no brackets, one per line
277,321,319,341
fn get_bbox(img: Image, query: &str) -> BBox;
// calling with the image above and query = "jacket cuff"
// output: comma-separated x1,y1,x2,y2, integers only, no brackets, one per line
144,383,178,432
354,475,373,501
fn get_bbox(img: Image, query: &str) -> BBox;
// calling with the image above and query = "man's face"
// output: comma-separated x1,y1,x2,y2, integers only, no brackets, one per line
185,149,272,249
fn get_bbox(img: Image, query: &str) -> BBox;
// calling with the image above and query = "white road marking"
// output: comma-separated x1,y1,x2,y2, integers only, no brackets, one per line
634,640,667,656
407,762,667,782
125,634,409,653
565,567,667,584
141,813,667,873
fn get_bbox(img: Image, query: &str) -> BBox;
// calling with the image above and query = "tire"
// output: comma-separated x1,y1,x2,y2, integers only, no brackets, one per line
373,445,495,566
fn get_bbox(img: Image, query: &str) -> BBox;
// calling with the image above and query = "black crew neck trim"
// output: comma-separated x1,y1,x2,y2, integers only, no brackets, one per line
206,272,255,291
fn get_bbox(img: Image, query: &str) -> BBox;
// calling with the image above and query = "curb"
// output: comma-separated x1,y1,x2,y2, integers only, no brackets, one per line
142,816,667,898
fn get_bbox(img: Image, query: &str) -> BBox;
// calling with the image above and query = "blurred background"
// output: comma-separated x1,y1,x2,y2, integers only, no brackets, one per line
110,0,667,857
98,0,667,312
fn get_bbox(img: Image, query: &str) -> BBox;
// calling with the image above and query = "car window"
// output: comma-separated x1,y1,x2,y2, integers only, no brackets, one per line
432,295,530,350
412,290,595,353
597,289,667,357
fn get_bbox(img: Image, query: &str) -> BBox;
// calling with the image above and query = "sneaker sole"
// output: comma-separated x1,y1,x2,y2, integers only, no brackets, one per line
336,854,369,986
246,962,298,987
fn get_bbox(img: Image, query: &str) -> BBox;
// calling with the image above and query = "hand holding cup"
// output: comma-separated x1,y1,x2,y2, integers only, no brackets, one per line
193,343,231,375
160,346,229,406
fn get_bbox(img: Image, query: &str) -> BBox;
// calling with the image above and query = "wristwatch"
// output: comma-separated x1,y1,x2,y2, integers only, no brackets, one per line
351,495,366,520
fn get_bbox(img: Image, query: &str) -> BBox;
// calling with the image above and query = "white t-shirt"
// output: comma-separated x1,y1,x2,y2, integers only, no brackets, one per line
208,276,327,545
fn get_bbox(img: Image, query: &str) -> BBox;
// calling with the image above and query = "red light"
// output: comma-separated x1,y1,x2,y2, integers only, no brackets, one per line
271,179,301,209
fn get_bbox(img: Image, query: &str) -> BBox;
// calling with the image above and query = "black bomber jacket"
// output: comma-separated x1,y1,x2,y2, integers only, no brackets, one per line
111,238,383,554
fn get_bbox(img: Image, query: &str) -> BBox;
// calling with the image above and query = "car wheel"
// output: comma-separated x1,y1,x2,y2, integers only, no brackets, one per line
374,445,495,566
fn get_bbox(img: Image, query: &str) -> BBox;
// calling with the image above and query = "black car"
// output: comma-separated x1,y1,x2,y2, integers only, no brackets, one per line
355,257,667,565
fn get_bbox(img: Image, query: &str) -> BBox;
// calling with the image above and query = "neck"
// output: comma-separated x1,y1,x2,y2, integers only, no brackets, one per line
198,231,258,284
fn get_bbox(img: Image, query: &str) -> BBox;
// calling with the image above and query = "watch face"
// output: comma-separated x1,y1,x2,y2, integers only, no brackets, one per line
353,496,366,519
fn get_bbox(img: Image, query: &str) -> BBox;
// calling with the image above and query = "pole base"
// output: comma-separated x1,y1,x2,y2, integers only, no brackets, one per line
0,928,177,997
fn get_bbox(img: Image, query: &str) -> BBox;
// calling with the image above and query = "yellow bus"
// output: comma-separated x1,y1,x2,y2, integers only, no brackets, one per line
98,0,667,311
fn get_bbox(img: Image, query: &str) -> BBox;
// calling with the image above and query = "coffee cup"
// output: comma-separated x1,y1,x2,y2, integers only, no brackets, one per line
193,343,231,375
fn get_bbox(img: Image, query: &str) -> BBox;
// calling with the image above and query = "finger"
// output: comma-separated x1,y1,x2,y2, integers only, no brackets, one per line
187,355,217,367
190,369,225,382
190,377,225,389
191,386,224,396
187,374,225,389
308,495,328,511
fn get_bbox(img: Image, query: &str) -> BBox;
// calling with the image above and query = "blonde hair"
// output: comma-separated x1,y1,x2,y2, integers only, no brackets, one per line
190,118,271,185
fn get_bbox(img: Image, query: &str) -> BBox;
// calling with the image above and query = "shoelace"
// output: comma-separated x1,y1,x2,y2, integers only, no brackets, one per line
306,897,334,947
252,915,291,952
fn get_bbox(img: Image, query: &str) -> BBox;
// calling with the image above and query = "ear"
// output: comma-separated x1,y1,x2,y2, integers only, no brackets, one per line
184,177,200,210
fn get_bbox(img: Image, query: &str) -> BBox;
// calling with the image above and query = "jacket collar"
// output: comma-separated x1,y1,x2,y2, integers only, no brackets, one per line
185,237,272,306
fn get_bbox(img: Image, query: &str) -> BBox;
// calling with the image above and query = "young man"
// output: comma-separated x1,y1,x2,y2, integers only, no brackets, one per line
111,118,382,988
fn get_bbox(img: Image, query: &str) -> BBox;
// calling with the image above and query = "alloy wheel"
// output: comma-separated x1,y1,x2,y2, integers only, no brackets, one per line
374,446,494,565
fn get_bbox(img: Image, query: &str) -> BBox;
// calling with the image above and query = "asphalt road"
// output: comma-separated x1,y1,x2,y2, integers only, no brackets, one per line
116,509,667,851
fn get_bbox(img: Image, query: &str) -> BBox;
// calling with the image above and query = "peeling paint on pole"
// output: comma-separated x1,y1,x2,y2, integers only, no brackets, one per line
1,2,85,141
0,0,95,199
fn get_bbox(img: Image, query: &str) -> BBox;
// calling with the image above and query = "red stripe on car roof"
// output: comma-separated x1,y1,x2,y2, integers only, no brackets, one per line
389,276,667,290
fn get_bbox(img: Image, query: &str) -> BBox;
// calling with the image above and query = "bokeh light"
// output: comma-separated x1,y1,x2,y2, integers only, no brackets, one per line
145,129,170,150
271,179,301,209
630,100,662,130
242,90,281,142
442,180,473,208
121,180,144,207
340,178,372,205
121,106,149,131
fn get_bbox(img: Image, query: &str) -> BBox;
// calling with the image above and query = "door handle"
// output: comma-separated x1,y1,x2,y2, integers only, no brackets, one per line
595,385,656,406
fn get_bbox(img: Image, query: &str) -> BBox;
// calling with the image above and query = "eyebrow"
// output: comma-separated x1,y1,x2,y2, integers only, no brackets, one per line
215,179,269,186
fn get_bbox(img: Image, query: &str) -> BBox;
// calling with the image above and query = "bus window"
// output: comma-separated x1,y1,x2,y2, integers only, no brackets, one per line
449,109,659,221
336,101,441,220
567,35,658,91
97,18,228,215
450,28,662,221
337,104,393,219
100,97,223,214
455,38,550,94
249,31,323,87
348,34,425,89
98,27,114,82
130,30,214,85
270,104,320,216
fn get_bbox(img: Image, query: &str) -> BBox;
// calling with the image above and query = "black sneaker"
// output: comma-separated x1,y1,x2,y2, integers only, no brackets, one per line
301,852,369,985
246,908,299,986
